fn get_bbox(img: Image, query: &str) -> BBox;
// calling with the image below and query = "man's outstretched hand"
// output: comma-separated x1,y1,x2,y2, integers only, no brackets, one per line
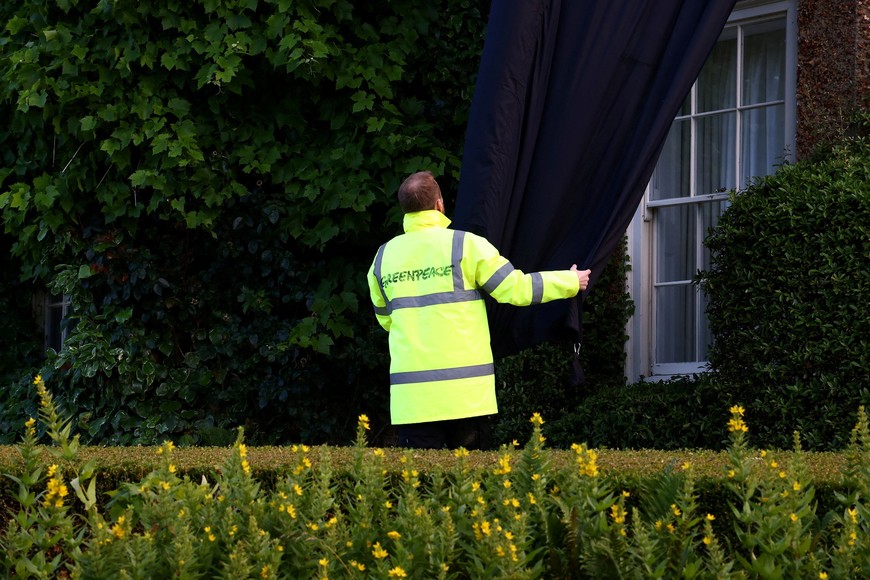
570,264,592,291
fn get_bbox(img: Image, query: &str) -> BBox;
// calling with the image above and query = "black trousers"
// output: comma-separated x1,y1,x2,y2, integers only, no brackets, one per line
396,415,493,451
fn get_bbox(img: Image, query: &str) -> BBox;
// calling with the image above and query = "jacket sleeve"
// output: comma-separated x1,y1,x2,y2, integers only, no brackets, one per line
367,260,392,331
466,234,579,305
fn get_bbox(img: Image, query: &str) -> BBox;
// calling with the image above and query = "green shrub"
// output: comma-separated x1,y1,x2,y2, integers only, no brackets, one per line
699,124,870,450
0,0,487,445
5,377,870,578
494,238,634,447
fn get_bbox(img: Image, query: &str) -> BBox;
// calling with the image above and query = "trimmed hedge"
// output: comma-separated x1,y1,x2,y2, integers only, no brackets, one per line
699,123,870,450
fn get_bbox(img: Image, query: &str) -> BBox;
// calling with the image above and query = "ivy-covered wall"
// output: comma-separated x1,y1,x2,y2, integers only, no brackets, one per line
0,0,489,445
796,0,870,157
0,1,632,447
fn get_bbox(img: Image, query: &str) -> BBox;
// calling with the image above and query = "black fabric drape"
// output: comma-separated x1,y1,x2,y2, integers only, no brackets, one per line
454,0,737,360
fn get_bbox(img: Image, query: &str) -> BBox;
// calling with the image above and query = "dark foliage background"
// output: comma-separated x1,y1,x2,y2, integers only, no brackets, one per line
0,0,631,446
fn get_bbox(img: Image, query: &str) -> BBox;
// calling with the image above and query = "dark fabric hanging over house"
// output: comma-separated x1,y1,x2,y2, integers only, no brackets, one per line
454,0,737,361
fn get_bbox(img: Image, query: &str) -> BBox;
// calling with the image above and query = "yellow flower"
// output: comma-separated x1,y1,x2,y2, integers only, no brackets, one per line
760,449,767,457
790,513,798,522
25,417,36,429
610,504,626,525
820,572,828,579
682,462,691,471
319,558,328,567
387,530,401,540
511,439,520,447
33,374,42,385
350,561,365,571
358,414,371,430
727,417,748,433
388,567,407,578
706,513,716,521
671,504,681,517
770,460,778,468
793,481,801,491
494,453,512,475
727,470,736,478
373,448,385,457
454,448,469,458
168,464,176,473
703,536,712,545
260,565,270,579
848,507,858,523
729,405,745,416
530,412,544,425
111,516,126,539
384,500,393,509
372,542,389,559
471,481,481,492
622,490,630,498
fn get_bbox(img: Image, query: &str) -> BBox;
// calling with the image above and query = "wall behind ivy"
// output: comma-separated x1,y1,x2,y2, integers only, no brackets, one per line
0,0,630,446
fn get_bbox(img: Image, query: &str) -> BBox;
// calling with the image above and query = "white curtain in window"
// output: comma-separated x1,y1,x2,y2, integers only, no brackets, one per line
742,20,786,185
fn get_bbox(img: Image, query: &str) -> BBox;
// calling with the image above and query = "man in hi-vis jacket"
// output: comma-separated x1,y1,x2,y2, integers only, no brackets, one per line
367,171,591,450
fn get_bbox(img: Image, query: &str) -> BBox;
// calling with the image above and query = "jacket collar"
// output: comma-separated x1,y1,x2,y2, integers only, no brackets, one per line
403,210,452,233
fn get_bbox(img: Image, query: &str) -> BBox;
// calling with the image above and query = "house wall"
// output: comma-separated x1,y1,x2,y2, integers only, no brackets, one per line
796,0,870,157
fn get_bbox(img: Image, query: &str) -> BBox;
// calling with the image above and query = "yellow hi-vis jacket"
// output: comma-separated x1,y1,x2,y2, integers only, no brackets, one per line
367,210,580,425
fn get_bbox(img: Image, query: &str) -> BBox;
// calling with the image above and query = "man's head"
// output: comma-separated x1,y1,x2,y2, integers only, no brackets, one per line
398,171,444,214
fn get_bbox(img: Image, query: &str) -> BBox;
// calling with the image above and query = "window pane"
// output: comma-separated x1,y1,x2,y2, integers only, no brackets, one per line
698,29,737,113
651,120,690,200
46,305,65,351
656,284,695,363
677,91,690,117
696,112,736,195
655,205,696,283
741,104,785,186
743,20,786,105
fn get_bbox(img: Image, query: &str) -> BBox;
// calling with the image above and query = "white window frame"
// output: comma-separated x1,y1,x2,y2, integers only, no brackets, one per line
625,0,797,382
44,293,72,351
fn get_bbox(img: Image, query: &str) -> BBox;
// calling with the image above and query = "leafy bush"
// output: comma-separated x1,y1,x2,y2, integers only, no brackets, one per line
699,124,870,450
5,377,870,578
0,1,488,445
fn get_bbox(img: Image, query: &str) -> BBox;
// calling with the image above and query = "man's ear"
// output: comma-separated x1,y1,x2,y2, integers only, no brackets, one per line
435,197,445,214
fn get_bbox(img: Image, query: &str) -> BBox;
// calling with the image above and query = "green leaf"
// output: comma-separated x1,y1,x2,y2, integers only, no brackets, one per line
78,264,94,279
80,115,96,131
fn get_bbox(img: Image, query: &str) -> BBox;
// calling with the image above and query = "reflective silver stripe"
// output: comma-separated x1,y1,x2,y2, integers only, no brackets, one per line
390,363,495,385
530,272,544,304
482,261,514,294
390,289,481,310
452,230,466,290
373,243,390,312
